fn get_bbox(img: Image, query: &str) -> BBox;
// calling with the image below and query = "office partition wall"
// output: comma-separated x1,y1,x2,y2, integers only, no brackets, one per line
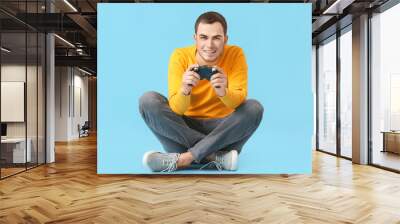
0,0,47,179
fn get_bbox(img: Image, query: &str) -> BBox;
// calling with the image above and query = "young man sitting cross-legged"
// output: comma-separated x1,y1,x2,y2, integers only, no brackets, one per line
139,11,264,172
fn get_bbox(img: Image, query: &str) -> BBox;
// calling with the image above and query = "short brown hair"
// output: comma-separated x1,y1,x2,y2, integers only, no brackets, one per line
194,11,227,35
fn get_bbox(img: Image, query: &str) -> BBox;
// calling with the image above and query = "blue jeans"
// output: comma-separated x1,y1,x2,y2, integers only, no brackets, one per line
138,91,264,163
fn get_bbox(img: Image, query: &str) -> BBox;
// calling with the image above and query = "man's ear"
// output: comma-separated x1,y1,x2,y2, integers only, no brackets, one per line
193,34,197,41
224,35,228,44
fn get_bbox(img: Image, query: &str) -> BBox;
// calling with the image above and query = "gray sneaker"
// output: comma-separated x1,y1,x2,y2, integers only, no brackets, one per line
200,150,238,171
142,151,180,172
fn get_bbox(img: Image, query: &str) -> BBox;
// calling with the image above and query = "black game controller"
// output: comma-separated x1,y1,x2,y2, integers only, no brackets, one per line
189,66,221,88
191,66,218,81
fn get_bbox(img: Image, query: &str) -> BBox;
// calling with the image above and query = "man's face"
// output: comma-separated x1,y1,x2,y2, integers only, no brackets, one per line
194,22,227,63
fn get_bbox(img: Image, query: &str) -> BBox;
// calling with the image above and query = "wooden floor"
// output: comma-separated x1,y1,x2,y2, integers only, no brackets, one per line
1,135,400,223
373,150,400,171
1,167,26,178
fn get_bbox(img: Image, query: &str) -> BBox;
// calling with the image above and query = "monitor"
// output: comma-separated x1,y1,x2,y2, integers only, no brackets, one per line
1,123,7,137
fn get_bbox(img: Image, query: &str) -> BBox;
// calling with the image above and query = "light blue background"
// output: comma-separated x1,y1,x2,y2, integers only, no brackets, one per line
98,3,312,174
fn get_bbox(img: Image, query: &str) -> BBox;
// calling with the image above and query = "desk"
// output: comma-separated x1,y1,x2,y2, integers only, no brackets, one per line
1,138,31,163
381,131,400,154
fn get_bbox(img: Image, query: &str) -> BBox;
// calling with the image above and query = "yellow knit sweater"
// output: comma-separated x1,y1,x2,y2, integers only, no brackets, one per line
168,45,248,119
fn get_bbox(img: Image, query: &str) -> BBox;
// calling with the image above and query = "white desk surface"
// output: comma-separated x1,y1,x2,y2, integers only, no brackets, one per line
1,138,28,144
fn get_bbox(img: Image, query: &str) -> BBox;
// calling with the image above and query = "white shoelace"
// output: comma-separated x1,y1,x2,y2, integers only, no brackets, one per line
161,154,179,172
200,151,236,171
199,159,223,171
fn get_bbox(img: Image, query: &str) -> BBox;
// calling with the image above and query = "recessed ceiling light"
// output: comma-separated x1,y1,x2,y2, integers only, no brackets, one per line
78,67,93,76
63,0,78,12
323,0,355,15
54,34,75,48
1,47,11,53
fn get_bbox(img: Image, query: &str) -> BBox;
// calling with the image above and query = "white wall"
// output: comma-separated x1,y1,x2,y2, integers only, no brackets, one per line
1,65,26,132
1,65,42,137
55,66,69,141
55,67,89,141
73,73,89,138
1,64,46,163
371,4,400,152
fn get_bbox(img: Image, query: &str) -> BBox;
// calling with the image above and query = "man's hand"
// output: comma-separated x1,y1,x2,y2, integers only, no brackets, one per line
210,66,228,97
181,64,200,95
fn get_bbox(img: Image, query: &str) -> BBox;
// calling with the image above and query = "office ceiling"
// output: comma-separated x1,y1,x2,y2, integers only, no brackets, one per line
0,0,391,75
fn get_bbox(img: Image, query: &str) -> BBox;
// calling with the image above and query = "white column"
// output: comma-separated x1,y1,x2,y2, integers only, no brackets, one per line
352,14,369,164
46,1,55,163
46,33,55,163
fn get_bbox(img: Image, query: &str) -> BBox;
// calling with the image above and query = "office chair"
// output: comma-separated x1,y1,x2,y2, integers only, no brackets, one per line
79,121,90,138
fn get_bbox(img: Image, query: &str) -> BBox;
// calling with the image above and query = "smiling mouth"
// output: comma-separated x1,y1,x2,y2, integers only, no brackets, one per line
203,50,217,55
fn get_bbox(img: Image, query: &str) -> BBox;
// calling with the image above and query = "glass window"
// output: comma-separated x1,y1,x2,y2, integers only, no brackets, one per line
339,28,352,158
318,36,337,154
371,3,400,171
